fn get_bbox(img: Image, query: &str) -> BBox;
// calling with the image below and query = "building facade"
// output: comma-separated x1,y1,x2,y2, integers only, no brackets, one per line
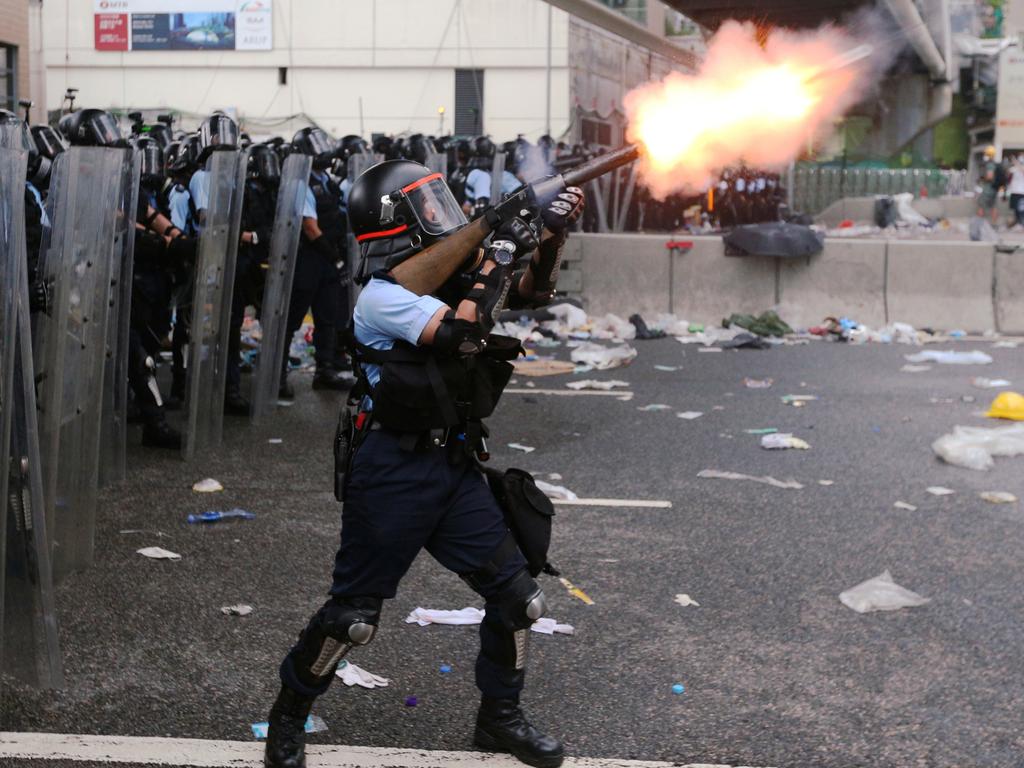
0,0,31,115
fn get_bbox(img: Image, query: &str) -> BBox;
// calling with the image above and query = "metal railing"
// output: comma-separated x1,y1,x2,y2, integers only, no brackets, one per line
793,165,971,215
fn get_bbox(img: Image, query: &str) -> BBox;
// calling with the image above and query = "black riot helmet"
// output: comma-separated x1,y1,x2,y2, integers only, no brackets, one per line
198,112,239,150
0,109,32,152
338,134,369,161
470,135,495,169
402,133,431,165
169,132,201,175
133,135,165,185
29,124,66,189
143,121,174,150
58,108,126,147
292,126,336,170
372,135,394,158
248,143,281,184
348,159,468,276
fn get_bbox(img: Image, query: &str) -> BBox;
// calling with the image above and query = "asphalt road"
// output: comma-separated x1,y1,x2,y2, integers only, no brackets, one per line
3,334,1023,768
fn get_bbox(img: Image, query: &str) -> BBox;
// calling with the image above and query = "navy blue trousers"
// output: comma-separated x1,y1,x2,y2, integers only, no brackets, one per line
280,430,528,701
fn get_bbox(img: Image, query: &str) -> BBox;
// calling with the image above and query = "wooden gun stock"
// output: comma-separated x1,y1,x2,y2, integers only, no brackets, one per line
389,216,492,296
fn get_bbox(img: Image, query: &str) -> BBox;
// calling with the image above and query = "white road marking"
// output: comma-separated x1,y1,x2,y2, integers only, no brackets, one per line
0,731,763,767
552,498,673,509
505,388,634,400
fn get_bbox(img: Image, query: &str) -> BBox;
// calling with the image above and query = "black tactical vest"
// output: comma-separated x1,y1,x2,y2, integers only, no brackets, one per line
309,173,346,243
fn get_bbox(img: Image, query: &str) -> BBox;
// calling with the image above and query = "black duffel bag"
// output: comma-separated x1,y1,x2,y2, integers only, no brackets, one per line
483,466,559,578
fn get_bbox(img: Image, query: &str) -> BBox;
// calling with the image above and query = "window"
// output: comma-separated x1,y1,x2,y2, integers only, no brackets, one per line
0,44,16,111
596,0,646,25
455,69,484,135
581,118,613,148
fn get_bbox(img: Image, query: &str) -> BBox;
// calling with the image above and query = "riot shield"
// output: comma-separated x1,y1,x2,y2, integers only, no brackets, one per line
33,147,127,580
1,147,63,688
424,148,448,178
347,151,382,291
490,152,506,204
98,148,141,487
250,153,311,424
182,149,247,461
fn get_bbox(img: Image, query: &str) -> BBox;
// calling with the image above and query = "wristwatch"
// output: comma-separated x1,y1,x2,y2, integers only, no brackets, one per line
250,230,259,246
489,239,516,266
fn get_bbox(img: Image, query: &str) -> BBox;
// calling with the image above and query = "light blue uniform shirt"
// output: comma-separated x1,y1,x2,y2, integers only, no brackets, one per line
189,169,210,233
25,181,48,227
168,184,192,232
302,185,317,219
353,276,446,389
465,168,520,203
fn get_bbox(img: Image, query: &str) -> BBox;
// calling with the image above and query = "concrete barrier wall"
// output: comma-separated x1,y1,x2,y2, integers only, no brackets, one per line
817,195,1010,227
573,233,1022,334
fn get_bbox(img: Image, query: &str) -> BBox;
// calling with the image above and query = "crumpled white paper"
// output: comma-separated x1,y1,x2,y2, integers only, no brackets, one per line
904,350,992,365
565,379,629,391
761,433,810,450
335,660,390,688
404,607,573,635
698,469,803,490
192,478,223,493
569,342,637,370
535,480,578,501
839,570,930,613
137,546,181,560
221,604,253,616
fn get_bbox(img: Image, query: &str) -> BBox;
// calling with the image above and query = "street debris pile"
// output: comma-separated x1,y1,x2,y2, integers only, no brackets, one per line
839,571,930,613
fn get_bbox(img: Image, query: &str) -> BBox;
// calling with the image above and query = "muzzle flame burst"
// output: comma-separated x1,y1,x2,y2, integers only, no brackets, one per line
625,21,874,199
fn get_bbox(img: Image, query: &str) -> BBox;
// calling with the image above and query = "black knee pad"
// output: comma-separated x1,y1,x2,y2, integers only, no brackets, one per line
495,569,547,631
294,596,382,684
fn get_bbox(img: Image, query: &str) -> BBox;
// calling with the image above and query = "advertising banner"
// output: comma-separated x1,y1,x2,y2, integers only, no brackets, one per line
93,0,271,51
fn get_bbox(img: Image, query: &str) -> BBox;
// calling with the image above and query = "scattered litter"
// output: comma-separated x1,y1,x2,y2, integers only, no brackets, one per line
712,405,726,411
721,333,770,350
839,570,930,613
276,400,294,407
672,683,686,695
760,433,810,450
818,480,835,486
336,660,390,688
697,347,722,353
439,664,452,674
404,696,418,707
904,350,993,365
513,359,577,376
548,473,562,481
697,469,804,490
252,715,326,740
962,395,976,404
745,427,778,435
723,310,793,338
629,314,666,339
507,443,535,453
900,364,932,373
221,604,253,616
559,577,595,605
565,379,629,391
926,487,955,496
637,404,672,412
187,509,255,524
992,340,1020,349
569,342,637,370
535,480,578,501
781,395,817,405
932,424,1024,470
268,438,283,444
743,377,773,389
136,547,181,560
893,501,917,511
676,411,704,420
405,607,575,633
985,391,1024,421
674,594,699,607
192,478,223,493
971,377,1011,389
980,491,1017,504
654,365,679,372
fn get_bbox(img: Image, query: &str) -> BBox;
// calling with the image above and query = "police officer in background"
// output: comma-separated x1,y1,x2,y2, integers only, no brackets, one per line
262,158,585,768
280,127,351,397
464,136,520,218
239,143,280,336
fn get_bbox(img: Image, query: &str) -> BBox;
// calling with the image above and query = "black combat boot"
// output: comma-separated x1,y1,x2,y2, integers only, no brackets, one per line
265,685,315,768
141,419,182,450
475,697,564,768
311,367,351,391
278,370,295,400
224,389,251,416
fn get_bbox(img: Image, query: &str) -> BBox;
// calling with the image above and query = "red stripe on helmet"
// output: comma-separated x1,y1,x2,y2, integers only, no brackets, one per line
356,223,409,242
401,172,443,193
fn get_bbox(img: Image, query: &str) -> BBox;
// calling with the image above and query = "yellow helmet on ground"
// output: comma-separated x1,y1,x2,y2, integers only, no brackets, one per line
985,391,1024,421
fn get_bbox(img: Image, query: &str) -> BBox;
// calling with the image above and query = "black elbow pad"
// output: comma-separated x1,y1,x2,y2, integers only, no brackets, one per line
433,311,487,356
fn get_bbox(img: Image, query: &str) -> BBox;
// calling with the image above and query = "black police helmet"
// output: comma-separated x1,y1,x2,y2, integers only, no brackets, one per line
58,108,125,147
133,135,165,183
292,126,335,169
248,143,281,184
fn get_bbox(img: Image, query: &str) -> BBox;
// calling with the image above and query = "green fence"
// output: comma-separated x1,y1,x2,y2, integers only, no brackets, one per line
793,166,970,215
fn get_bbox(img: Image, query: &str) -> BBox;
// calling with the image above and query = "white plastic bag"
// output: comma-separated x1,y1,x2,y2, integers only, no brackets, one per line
904,350,993,365
893,193,930,226
932,423,1024,471
839,570,930,613
569,342,637,370
590,313,636,340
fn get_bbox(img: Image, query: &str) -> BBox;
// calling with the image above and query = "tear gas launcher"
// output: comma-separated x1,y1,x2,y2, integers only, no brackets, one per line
390,144,641,296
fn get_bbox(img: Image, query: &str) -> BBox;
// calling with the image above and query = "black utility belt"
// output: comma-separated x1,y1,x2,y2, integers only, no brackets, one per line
369,421,464,452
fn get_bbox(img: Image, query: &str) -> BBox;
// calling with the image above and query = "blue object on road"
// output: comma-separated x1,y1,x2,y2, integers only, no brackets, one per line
405,695,418,707
188,509,256,524
440,664,452,674
672,683,685,695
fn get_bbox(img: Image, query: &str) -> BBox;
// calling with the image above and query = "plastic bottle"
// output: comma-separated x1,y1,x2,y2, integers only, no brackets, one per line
187,509,256,524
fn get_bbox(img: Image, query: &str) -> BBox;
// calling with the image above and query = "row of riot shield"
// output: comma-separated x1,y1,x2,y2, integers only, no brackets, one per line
33,146,140,580
0,147,63,690
249,153,312,424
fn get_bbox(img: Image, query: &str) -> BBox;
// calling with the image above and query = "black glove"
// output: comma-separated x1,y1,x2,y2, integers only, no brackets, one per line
29,278,52,315
311,234,341,266
494,216,539,254
541,186,585,232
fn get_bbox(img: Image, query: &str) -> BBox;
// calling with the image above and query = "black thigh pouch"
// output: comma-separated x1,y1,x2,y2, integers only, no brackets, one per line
483,466,558,578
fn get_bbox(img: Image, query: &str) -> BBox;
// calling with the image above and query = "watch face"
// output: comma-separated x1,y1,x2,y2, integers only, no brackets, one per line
493,249,514,266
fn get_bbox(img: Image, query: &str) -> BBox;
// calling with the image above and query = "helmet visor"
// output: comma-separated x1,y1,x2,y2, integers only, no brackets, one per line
33,126,66,158
139,144,164,179
91,112,123,146
0,120,32,152
205,118,239,148
307,129,336,157
254,149,281,182
402,173,467,236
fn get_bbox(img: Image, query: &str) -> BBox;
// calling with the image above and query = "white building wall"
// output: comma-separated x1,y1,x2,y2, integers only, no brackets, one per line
43,0,571,140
